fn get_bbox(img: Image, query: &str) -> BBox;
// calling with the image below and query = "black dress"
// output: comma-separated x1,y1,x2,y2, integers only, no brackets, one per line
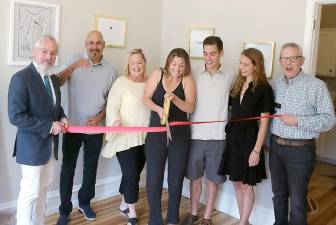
218,82,274,186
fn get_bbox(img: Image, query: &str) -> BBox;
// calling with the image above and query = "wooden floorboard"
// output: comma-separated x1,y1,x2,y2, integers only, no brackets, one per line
1,161,336,225
45,188,238,225
307,161,336,225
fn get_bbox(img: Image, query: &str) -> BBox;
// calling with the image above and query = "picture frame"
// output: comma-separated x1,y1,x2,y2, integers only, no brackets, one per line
9,0,60,65
189,27,215,59
95,15,127,48
243,42,275,78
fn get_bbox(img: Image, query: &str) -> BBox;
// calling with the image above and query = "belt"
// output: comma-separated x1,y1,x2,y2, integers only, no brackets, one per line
272,135,315,147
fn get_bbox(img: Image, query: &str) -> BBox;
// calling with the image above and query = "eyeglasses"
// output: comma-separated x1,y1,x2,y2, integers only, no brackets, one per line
279,56,302,63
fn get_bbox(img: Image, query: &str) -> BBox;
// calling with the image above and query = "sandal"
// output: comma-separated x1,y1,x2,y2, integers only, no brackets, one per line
200,218,212,225
188,214,201,225
119,208,129,218
127,217,138,225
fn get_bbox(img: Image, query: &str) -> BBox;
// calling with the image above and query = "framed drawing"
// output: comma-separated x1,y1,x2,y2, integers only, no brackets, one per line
96,15,127,48
9,0,60,65
189,27,215,58
243,42,275,78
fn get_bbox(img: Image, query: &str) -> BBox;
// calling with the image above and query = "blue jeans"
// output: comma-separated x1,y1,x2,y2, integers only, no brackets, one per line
269,135,316,225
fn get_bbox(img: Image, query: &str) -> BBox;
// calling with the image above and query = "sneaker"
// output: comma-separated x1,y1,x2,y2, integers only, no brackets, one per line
200,218,212,225
78,205,96,221
56,214,70,225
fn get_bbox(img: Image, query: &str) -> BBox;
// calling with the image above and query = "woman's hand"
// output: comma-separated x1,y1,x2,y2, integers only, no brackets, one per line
112,120,121,127
164,92,175,101
156,107,165,119
248,150,260,167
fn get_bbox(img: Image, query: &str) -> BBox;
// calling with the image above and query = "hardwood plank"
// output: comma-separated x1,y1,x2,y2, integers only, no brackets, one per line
45,188,238,225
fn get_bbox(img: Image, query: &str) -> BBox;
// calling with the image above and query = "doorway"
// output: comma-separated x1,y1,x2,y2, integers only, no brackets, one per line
304,2,336,224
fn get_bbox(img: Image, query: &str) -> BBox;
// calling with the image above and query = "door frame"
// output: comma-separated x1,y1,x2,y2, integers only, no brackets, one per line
303,0,336,75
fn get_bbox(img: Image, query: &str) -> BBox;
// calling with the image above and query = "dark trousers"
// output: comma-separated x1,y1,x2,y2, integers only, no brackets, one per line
269,135,316,225
59,133,103,215
116,145,146,204
145,127,190,225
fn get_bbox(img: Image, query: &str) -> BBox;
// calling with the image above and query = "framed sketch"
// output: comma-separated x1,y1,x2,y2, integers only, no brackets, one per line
96,15,127,48
9,0,60,65
189,27,215,58
243,42,275,78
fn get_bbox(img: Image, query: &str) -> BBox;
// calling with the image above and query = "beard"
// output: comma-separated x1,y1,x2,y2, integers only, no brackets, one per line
36,62,53,75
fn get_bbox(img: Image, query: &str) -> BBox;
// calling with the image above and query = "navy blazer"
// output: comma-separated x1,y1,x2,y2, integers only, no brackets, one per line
8,63,66,166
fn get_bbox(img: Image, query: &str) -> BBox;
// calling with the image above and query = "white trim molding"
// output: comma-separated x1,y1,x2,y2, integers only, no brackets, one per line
303,0,336,75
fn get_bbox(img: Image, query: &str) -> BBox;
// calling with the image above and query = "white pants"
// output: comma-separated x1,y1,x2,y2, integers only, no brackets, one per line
16,155,55,225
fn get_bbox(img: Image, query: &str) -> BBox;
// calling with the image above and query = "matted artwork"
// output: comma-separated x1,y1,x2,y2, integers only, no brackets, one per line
96,15,127,48
9,0,60,65
189,27,215,59
243,42,275,78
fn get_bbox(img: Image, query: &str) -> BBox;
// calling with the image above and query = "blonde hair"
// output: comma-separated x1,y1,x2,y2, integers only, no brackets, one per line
231,48,268,97
124,49,147,76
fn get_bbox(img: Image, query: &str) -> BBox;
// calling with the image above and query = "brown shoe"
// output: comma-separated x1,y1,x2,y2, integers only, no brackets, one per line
200,218,212,225
188,215,201,225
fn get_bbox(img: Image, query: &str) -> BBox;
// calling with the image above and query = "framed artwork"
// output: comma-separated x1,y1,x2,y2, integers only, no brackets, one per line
189,27,215,58
9,0,60,65
243,42,275,78
96,15,127,48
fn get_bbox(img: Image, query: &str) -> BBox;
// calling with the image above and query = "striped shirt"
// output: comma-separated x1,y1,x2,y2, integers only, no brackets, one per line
270,71,335,139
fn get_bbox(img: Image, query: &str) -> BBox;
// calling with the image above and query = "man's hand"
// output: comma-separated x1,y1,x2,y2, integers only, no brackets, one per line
52,121,65,135
86,114,103,126
74,58,90,68
281,114,298,126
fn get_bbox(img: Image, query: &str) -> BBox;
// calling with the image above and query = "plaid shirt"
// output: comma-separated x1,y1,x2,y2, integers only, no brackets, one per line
270,71,335,139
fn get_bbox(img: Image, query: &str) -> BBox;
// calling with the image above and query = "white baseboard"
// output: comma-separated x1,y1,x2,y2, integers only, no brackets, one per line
175,176,275,225
0,171,148,216
0,174,124,216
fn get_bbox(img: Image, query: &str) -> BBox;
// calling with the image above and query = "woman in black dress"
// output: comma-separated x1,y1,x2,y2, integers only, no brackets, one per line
218,48,274,225
143,48,196,225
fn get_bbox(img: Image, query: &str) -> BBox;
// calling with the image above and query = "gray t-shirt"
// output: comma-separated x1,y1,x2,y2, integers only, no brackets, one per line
65,53,117,126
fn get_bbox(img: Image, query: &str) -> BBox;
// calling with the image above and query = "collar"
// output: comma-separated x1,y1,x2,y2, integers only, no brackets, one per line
85,53,105,66
281,70,304,85
200,64,223,75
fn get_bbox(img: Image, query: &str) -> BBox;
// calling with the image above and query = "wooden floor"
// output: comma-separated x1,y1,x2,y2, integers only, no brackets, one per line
307,161,336,225
2,161,336,225
45,188,238,225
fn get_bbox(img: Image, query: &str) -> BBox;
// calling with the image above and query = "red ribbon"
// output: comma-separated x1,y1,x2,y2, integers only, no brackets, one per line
66,114,282,134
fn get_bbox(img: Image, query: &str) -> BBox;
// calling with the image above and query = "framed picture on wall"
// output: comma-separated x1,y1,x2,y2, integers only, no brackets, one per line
96,15,127,48
189,27,215,59
8,0,60,65
243,42,275,78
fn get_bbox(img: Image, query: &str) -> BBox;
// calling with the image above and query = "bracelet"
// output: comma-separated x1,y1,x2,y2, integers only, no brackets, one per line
253,150,260,155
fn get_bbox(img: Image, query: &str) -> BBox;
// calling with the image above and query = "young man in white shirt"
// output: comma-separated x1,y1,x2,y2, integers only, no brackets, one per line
185,36,235,225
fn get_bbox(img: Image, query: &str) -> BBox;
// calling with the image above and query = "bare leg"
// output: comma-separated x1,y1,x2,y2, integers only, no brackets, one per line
233,182,243,216
127,203,137,218
238,184,254,225
203,180,218,219
190,178,202,216
119,195,128,211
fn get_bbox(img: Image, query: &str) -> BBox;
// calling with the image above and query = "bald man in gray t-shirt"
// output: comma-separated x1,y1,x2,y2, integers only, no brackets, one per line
56,30,117,225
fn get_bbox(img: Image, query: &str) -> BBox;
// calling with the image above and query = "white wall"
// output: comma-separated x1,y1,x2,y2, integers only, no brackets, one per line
1,0,314,224
161,0,308,224
0,0,162,212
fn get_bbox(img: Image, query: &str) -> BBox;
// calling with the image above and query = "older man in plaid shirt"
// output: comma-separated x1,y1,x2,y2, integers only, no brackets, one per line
270,42,335,225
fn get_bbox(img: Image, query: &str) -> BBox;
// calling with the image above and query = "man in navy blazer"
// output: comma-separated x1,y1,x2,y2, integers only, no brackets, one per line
8,35,68,225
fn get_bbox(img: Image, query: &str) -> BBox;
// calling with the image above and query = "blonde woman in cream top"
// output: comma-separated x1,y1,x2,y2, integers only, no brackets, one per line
102,49,150,225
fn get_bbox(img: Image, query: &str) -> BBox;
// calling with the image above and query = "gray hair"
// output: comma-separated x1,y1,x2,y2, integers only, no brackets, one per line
33,35,58,49
281,42,303,56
